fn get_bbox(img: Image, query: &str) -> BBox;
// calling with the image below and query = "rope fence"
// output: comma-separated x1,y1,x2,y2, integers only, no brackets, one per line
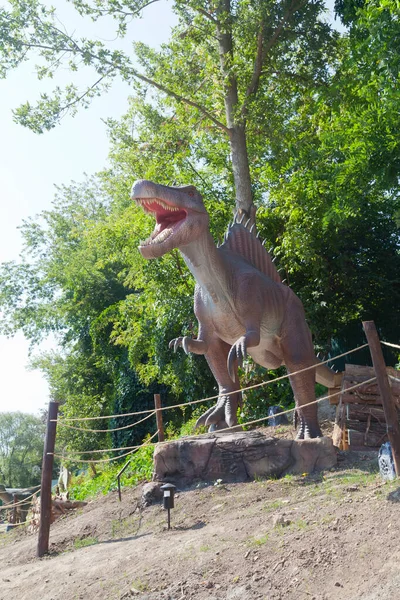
51,343,370,425
41,337,398,465
34,326,399,558
55,410,156,433
0,519,29,529
381,341,400,351
0,489,41,511
47,377,377,464
50,430,159,464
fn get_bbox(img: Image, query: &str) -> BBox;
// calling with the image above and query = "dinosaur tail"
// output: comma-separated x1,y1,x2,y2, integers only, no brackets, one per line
315,360,343,388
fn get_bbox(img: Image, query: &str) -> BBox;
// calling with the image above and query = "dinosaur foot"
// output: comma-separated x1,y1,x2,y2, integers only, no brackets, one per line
295,420,323,440
195,395,239,431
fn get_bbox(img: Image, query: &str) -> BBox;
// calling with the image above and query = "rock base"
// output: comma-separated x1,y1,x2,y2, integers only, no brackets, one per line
153,431,336,486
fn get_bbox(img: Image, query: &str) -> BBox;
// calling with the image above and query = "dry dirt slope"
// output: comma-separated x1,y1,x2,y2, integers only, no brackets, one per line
0,450,399,600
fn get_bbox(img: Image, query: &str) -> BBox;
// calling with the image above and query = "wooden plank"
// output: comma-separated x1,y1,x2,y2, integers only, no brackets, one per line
328,387,342,406
346,420,387,434
332,399,347,449
345,364,375,377
346,404,386,423
348,428,388,448
37,401,59,558
154,394,164,443
363,321,400,476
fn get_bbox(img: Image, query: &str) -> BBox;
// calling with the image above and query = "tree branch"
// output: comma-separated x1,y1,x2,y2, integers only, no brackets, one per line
57,72,111,118
171,250,192,294
71,0,161,20
126,67,230,135
17,37,230,135
241,0,306,117
196,7,219,25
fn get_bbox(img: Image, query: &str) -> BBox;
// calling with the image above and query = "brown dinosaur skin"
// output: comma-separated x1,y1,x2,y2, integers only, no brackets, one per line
132,180,340,438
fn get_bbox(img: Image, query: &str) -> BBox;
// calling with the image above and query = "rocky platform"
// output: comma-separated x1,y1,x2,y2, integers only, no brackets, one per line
153,430,337,486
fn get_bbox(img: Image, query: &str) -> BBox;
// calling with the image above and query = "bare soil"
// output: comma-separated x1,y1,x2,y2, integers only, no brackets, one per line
1,428,399,600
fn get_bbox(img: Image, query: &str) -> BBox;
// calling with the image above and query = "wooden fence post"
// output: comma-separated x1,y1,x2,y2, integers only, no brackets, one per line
37,400,59,558
12,494,18,527
154,394,164,442
363,321,400,476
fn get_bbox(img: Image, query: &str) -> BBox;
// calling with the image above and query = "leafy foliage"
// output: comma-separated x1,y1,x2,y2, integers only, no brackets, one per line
69,443,155,501
0,0,399,460
0,412,45,488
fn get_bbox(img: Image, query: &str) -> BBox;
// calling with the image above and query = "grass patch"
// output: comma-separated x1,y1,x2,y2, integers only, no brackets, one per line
264,499,287,512
73,536,98,549
247,533,269,547
131,579,149,592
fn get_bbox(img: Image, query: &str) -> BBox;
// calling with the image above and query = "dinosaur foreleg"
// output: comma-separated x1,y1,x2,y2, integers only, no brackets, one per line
168,336,208,355
195,338,242,430
227,329,260,381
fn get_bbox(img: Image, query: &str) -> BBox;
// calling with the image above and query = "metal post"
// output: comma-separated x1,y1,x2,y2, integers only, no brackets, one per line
37,401,59,557
116,459,131,502
363,321,400,476
154,394,164,442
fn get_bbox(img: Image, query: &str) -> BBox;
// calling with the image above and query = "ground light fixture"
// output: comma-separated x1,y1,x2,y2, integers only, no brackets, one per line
160,482,176,530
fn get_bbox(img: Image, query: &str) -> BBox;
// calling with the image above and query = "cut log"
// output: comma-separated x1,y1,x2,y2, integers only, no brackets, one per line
346,420,387,435
332,398,347,450
346,405,387,423
347,429,388,448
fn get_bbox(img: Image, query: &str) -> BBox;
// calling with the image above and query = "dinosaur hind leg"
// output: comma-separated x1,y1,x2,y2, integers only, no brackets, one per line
288,363,322,439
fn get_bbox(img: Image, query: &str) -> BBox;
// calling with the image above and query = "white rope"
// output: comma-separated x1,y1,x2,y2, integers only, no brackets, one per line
50,378,376,461
53,343,368,424
381,340,400,351
55,410,156,433
0,489,41,511
50,430,159,464
154,376,377,438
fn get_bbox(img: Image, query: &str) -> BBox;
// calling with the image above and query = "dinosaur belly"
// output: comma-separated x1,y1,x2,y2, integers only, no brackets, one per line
248,346,283,370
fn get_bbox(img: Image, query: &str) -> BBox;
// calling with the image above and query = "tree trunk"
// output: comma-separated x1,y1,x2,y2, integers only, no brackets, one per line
216,0,255,221
230,124,254,220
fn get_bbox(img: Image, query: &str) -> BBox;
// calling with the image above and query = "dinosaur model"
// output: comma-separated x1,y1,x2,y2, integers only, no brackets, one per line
131,180,342,438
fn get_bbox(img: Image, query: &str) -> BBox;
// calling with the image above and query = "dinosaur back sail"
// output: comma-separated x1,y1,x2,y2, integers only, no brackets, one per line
220,222,282,284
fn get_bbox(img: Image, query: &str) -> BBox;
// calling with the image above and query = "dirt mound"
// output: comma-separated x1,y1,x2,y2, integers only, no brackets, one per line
0,445,399,600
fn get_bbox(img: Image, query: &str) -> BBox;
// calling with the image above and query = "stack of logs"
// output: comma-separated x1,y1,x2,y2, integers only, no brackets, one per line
331,364,400,450
28,494,87,534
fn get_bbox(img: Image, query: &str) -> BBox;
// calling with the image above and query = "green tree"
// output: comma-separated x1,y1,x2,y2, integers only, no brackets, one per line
0,0,337,218
1,0,399,450
257,0,400,358
0,173,217,455
0,412,45,488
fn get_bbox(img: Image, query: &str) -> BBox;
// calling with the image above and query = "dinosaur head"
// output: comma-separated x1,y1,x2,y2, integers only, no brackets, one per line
131,179,209,259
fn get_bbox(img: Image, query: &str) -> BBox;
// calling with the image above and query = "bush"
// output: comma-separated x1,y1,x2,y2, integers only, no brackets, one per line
69,443,154,501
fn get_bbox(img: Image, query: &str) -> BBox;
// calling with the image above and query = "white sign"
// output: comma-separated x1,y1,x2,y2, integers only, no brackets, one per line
164,490,171,497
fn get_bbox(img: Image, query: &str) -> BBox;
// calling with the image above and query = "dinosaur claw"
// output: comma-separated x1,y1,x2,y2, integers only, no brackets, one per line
227,354,236,382
182,337,189,354
174,338,180,353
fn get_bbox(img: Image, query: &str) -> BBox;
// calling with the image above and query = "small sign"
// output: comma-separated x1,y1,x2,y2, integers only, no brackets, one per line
164,490,171,497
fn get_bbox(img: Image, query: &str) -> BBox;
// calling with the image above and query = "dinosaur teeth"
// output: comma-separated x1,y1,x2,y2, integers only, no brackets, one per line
136,198,180,212
140,227,174,247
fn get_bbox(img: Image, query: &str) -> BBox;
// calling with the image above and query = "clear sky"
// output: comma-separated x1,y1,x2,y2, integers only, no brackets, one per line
0,0,177,415
0,1,340,416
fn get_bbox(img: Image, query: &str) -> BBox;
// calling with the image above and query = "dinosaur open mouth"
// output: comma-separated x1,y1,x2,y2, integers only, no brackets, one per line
136,198,187,246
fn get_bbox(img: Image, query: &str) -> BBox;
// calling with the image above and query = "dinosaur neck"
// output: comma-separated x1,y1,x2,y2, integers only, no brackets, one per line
179,231,227,294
